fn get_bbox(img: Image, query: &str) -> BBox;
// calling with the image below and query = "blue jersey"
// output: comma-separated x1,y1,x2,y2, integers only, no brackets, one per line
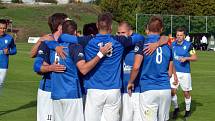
122,47,141,93
0,34,17,69
33,42,52,92
135,34,172,92
83,33,144,90
50,37,85,100
172,40,194,73
122,33,144,93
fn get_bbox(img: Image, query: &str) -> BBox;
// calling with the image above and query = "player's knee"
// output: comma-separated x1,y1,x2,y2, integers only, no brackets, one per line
184,91,190,98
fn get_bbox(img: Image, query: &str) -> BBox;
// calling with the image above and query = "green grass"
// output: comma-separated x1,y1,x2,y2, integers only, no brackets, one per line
0,3,214,121
0,43,214,121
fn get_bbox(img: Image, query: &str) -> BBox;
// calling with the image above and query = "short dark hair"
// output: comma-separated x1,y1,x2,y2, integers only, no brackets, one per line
148,16,163,33
118,21,132,30
48,13,68,33
97,12,113,31
62,20,77,35
176,27,186,34
0,19,8,26
83,23,98,36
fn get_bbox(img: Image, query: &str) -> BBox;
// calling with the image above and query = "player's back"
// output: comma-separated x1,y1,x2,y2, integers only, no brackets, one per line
84,34,126,90
50,41,82,100
139,34,172,92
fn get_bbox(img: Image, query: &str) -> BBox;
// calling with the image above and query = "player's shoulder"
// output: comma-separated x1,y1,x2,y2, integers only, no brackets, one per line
2,34,13,40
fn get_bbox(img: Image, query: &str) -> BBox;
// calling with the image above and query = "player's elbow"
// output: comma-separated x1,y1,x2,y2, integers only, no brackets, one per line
79,69,88,75
132,65,140,72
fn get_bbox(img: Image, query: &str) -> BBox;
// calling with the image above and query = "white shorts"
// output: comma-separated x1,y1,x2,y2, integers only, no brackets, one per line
53,98,84,121
0,69,7,86
37,89,54,121
122,93,142,121
140,90,171,121
85,89,121,121
170,72,192,91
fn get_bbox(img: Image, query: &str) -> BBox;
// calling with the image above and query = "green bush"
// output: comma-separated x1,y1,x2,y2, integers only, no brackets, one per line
12,0,22,3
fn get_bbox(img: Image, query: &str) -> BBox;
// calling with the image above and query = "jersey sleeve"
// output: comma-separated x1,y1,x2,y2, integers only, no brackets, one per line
69,44,85,64
58,34,78,43
45,40,59,50
188,43,196,55
34,42,50,72
8,38,17,55
78,35,94,47
134,41,144,56
114,34,145,48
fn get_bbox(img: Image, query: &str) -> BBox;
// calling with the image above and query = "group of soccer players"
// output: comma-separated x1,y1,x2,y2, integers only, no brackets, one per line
31,12,197,121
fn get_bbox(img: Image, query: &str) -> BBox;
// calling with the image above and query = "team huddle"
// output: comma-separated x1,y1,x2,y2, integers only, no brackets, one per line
29,12,197,121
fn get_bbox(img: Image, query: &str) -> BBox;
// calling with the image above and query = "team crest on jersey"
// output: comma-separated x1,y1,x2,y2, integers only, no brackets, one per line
134,46,139,52
78,53,84,57
38,50,44,55
5,39,8,44
183,46,187,50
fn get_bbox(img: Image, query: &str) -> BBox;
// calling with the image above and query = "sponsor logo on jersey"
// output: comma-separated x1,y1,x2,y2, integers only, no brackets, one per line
123,62,132,73
183,46,187,50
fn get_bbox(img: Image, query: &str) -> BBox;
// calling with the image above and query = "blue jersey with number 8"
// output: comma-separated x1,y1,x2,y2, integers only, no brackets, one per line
135,34,172,92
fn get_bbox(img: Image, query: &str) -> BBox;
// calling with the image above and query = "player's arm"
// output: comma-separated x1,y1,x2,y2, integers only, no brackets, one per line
144,35,168,55
72,43,112,75
179,44,197,62
115,33,145,48
33,42,66,74
127,41,144,96
6,38,17,55
45,34,93,59
30,34,54,58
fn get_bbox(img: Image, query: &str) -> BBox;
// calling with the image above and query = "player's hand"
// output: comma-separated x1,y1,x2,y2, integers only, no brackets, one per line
55,46,67,59
143,42,159,55
173,74,179,85
49,61,66,72
127,82,134,96
179,57,187,62
99,42,113,55
4,48,9,54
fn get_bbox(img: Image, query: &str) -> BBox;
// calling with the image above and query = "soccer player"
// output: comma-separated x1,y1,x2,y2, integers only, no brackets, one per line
33,13,68,121
50,19,112,121
82,12,144,121
30,13,68,58
0,19,17,94
83,22,98,36
128,16,173,121
170,27,197,119
117,21,142,121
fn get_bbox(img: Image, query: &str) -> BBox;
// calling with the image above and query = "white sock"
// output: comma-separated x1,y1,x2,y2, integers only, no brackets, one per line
172,95,179,109
185,97,191,111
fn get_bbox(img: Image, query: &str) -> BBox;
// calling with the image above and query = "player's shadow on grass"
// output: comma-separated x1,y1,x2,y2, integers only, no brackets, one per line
169,99,203,121
0,100,36,116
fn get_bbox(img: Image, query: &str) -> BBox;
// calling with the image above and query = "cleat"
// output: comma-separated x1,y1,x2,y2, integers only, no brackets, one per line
172,108,179,119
